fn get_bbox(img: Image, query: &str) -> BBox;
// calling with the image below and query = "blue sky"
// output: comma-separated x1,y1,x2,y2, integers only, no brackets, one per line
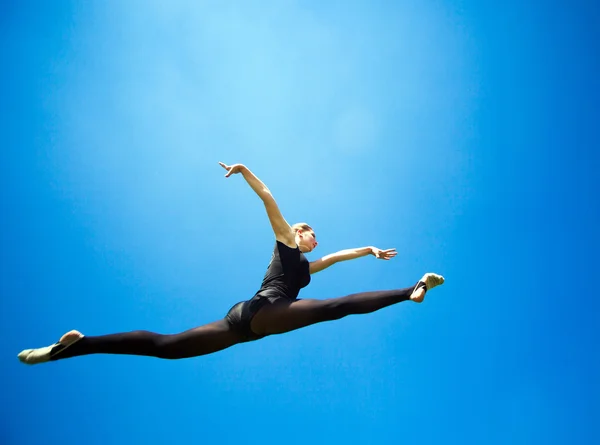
1,1,598,444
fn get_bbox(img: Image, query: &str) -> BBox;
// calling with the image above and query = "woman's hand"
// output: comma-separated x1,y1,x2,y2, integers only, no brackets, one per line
370,247,397,260
219,162,246,178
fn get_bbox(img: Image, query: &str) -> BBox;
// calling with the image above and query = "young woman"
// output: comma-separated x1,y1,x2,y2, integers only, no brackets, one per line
18,162,444,364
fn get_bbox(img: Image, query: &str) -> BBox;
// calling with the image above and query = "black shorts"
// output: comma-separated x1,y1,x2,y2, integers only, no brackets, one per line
225,295,283,342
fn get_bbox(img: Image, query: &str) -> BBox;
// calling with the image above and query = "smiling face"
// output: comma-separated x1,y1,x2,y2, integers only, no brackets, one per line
292,222,318,253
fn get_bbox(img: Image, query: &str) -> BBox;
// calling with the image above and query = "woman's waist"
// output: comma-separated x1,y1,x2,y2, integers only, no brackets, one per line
253,286,298,301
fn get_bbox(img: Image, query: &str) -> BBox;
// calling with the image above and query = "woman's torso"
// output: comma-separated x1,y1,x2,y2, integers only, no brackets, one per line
254,240,311,301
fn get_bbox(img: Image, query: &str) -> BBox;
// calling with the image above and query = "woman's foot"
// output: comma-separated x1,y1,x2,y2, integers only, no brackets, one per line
410,273,445,303
18,330,84,365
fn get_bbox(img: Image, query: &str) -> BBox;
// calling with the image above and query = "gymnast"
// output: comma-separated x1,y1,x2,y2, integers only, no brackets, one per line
18,162,444,364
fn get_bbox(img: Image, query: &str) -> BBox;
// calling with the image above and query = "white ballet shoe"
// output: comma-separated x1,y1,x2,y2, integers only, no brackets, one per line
18,330,84,365
420,273,445,291
410,273,445,302
18,344,56,364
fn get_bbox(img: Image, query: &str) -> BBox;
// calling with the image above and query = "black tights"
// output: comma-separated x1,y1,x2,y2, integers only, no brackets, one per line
50,283,420,361
251,283,420,336
49,319,242,361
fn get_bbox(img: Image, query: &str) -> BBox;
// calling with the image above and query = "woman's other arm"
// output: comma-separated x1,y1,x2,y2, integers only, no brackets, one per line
219,162,295,246
309,246,397,274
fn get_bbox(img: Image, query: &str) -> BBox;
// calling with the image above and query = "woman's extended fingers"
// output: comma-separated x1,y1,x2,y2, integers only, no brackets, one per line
218,162,245,177
378,248,397,260
219,162,234,177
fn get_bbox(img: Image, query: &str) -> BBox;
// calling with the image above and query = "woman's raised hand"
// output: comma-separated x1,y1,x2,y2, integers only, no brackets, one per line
219,162,246,178
371,247,397,260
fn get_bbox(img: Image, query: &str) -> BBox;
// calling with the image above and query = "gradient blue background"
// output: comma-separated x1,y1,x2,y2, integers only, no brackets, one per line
2,1,598,444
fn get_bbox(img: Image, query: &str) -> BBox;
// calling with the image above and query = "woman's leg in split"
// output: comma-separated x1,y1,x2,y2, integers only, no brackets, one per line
251,273,444,336
18,319,245,364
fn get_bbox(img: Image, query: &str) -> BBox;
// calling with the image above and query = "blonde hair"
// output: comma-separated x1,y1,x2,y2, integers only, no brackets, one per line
291,222,313,235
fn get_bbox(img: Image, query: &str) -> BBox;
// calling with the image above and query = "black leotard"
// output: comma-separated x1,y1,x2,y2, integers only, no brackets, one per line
255,240,311,301
225,241,311,340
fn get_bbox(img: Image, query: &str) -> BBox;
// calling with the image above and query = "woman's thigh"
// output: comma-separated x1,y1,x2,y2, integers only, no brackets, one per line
162,319,245,358
250,298,340,336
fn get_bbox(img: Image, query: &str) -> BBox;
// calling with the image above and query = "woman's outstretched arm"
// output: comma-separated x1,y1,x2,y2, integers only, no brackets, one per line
309,246,397,274
219,162,295,245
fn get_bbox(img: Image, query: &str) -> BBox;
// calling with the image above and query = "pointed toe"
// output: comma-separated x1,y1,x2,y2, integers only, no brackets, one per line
17,345,54,365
